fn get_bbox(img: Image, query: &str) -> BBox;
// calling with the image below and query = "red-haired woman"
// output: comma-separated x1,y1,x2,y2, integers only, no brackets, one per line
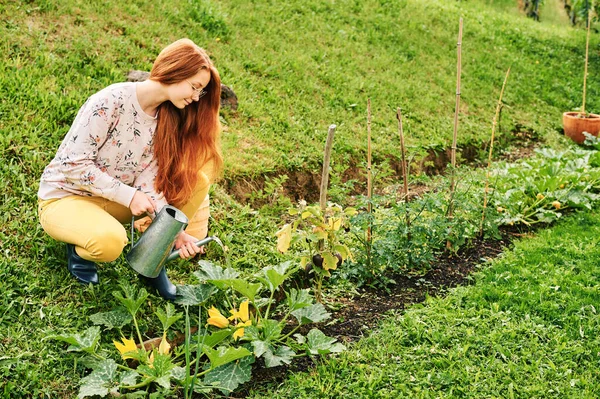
37,39,223,300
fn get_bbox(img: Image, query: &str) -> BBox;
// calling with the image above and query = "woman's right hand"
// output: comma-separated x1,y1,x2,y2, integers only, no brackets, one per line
130,191,156,217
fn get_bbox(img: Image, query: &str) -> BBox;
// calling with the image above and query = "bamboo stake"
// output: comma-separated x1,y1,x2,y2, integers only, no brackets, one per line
320,124,337,211
582,11,592,115
367,99,372,243
446,18,463,251
480,67,511,238
397,108,411,244
449,17,463,206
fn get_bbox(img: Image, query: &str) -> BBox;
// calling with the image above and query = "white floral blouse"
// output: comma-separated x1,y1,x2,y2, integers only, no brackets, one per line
38,82,168,210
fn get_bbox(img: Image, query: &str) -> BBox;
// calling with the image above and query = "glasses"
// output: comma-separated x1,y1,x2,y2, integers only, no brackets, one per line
187,80,207,99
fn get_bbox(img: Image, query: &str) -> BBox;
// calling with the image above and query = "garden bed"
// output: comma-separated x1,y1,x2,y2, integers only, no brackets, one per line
233,225,526,397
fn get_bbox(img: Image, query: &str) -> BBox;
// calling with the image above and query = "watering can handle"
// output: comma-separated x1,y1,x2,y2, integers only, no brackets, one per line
165,236,218,262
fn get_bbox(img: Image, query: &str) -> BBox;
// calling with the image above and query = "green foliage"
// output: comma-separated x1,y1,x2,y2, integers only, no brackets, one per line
244,212,600,398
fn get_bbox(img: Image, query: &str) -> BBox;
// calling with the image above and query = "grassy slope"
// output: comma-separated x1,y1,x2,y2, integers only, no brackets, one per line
247,211,600,398
0,0,597,396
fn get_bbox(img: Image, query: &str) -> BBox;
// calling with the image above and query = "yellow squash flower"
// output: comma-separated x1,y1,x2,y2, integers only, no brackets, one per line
158,333,171,355
229,300,252,340
552,201,561,210
207,307,230,328
229,300,250,322
113,337,137,360
232,320,252,341
536,193,545,200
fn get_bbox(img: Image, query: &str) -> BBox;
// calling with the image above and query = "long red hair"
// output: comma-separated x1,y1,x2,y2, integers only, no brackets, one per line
149,39,223,206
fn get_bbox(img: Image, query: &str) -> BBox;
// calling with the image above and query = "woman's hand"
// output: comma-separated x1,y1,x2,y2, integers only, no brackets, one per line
130,191,155,217
174,231,206,259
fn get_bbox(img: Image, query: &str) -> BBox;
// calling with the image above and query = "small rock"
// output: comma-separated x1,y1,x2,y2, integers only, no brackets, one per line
126,70,238,111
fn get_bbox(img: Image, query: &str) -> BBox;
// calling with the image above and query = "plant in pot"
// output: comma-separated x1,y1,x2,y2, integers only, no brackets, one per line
275,201,356,302
564,11,600,143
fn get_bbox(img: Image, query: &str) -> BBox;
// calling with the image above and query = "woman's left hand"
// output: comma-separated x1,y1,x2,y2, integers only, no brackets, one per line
174,232,206,259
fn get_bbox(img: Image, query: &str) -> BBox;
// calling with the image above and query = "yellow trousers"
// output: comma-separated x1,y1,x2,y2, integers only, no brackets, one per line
38,191,210,263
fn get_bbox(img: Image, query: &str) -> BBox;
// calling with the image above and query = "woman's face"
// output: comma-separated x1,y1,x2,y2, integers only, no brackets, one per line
168,68,211,109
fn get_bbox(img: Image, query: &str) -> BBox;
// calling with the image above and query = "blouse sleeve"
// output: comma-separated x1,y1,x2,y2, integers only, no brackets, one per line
56,94,137,207
132,156,169,212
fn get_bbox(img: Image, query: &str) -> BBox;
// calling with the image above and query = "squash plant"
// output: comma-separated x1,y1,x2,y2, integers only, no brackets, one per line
276,201,356,302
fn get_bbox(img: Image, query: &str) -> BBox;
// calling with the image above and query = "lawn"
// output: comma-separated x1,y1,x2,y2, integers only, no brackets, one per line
2,0,600,397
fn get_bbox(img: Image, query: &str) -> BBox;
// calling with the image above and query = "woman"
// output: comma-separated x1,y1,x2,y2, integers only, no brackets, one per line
37,38,223,300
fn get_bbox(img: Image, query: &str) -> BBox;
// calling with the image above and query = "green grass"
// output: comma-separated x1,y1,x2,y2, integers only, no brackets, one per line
1,0,599,396
246,211,600,398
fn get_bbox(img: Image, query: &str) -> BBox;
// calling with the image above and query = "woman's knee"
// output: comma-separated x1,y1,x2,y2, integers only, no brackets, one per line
84,226,128,262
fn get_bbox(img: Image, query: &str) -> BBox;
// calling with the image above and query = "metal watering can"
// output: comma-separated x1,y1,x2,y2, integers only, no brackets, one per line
126,205,217,278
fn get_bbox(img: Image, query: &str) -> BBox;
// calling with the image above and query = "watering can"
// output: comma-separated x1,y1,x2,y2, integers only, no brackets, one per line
126,205,218,278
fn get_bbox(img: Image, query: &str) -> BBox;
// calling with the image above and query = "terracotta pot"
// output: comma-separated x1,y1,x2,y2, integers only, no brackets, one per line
563,112,600,144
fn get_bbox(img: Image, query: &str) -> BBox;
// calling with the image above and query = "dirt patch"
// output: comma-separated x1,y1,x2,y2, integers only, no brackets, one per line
222,125,540,207
231,226,526,397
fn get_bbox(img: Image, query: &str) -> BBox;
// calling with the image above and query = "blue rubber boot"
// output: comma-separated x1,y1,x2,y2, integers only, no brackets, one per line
66,244,99,285
140,268,177,300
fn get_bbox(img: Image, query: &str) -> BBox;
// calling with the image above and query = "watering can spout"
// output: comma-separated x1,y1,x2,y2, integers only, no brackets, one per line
126,205,219,278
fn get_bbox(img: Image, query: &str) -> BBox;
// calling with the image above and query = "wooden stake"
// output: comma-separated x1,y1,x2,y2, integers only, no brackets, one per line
582,11,592,115
320,124,337,212
367,99,372,242
397,108,411,243
449,17,463,203
480,67,511,237
446,17,463,251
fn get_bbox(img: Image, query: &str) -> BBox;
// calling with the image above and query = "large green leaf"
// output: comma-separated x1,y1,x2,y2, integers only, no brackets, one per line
291,304,330,325
113,282,149,318
263,345,295,368
89,309,132,330
155,303,182,332
203,346,252,369
261,319,283,342
203,355,254,394
78,359,120,398
197,329,232,350
194,261,239,281
257,261,297,293
174,284,215,306
286,288,313,311
305,329,345,355
49,326,101,354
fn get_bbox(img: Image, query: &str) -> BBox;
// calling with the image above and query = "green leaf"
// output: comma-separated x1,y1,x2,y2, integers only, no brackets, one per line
49,326,101,354
305,329,346,355
90,308,132,330
257,261,297,293
120,370,139,386
286,288,313,311
113,282,149,318
193,262,261,300
170,366,186,381
291,304,331,325
203,355,254,394
77,359,118,398
251,340,270,358
333,244,350,261
174,284,216,306
261,319,283,342
322,251,338,271
155,303,183,332
136,353,175,387
194,261,239,281
203,346,252,369
205,329,234,349
263,345,295,368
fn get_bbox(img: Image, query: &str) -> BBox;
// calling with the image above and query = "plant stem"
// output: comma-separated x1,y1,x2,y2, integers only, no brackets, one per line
190,305,206,395
132,315,147,357
184,306,191,399
397,108,411,253
264,290,276,320
480,67,511,237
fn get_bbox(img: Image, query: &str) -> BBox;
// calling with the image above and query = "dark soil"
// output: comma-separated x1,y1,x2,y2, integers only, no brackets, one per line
230,227,529,398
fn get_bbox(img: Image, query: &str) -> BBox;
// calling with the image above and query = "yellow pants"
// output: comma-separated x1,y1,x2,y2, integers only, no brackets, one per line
38,192,210,263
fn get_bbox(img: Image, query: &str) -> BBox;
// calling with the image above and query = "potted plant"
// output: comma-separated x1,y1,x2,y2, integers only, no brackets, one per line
275,201,356,302
564,11,600,143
